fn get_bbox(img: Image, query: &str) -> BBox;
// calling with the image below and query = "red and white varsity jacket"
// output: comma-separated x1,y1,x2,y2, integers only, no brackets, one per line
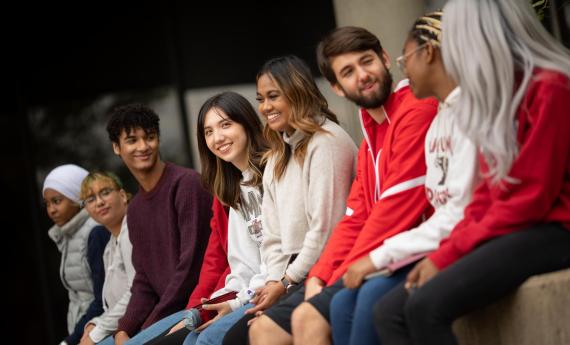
308,81,438,285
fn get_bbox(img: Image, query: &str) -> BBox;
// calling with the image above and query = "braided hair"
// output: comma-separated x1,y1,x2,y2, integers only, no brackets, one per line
409,11,443,47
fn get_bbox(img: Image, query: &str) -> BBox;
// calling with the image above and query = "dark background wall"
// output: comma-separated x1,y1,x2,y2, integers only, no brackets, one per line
4,1,336,343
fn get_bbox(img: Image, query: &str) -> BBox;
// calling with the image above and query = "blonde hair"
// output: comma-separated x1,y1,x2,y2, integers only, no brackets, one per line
410,11,442,46
80,171,131,201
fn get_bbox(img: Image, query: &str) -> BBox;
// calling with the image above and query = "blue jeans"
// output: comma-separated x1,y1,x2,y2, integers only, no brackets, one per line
183,304,254,345
124,310,187,345
330,266,411,345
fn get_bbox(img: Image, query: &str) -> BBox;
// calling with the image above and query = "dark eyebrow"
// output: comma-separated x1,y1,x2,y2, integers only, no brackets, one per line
359,53,375,62
339,65,352,76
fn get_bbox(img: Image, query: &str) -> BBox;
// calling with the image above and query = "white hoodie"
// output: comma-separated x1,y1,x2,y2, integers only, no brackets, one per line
369,88,479,269
209,170,267,310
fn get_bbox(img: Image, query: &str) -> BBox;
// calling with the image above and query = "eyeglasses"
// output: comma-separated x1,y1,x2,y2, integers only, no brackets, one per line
396,43,428,73
81,187,116,208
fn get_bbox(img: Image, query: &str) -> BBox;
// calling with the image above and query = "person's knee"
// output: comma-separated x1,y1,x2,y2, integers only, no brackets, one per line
249,315,278,342
291,302,328,336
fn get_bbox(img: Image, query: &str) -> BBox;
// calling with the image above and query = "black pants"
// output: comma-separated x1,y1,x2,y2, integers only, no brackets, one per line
374,223,570,345
221,282,313,345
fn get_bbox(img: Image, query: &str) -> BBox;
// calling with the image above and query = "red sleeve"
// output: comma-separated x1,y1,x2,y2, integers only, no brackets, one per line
186,197,230,308
430,75,570,269
309,102,436,283
308,143,369,283
334,106,434,274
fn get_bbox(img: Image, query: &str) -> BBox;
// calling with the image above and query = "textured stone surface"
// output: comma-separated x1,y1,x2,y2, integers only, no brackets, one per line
454,268,570,345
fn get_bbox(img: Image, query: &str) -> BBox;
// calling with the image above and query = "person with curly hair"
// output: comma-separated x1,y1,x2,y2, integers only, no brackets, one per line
106,104,213,345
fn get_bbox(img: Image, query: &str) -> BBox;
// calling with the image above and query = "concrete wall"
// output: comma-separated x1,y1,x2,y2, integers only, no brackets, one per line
454,268,570,345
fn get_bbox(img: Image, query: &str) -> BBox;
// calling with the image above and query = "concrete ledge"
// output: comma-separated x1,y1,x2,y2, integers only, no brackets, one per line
453,268,570,345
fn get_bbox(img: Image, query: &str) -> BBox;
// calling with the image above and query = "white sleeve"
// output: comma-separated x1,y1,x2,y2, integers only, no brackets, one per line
89,222,136,343
285,134,356,282
369,130,479,269
220,208,265,311
260,168,290,283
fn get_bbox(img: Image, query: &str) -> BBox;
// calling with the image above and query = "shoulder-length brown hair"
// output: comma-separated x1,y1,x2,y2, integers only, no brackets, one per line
197,91,268,209
257,55,338,181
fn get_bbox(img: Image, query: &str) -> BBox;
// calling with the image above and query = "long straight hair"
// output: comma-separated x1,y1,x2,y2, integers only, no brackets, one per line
257,55,339,181
442,0,570,184
197,92,268,209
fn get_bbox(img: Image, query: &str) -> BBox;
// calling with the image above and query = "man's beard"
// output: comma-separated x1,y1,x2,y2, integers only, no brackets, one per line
343,68,393,109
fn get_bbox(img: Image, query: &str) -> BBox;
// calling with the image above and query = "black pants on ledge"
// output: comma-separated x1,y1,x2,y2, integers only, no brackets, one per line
374,223,570,345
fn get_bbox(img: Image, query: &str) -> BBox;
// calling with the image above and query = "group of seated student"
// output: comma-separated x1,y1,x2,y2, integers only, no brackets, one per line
42,0,570,344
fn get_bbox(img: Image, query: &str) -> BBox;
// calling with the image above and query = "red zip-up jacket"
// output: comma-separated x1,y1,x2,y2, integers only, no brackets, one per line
430,69,570,269
308,81,438,285
186,197,230,308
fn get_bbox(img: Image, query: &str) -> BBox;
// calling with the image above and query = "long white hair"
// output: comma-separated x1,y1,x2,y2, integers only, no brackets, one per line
442,0,570,184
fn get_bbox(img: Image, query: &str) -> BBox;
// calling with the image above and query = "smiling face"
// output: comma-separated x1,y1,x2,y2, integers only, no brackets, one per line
82,179,127,230
330,49,393,109
203,107,249,171
256,73,294,135
43,188,80,227
112,127,160,174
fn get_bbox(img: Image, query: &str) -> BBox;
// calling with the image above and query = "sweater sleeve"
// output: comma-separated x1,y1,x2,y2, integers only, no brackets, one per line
369,127,479,269
66,225,109,345
117,207,161,335
430,77,570,269
186,197,230,308
307,144,369,283
117,260,157,336
285,133,356,283
261,160,290,283
88,224,135,343
141,174,212,328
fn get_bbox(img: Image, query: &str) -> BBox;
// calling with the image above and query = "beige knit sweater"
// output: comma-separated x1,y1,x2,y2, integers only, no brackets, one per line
261,118,358,283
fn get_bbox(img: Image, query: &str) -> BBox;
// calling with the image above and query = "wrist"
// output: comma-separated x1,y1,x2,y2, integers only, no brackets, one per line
280,275,297,291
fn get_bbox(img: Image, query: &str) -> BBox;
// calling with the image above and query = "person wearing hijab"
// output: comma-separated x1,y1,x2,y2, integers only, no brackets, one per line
43,164,110,345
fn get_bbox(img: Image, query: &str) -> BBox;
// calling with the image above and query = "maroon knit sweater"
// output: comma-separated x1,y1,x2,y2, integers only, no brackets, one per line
118,162,212,336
